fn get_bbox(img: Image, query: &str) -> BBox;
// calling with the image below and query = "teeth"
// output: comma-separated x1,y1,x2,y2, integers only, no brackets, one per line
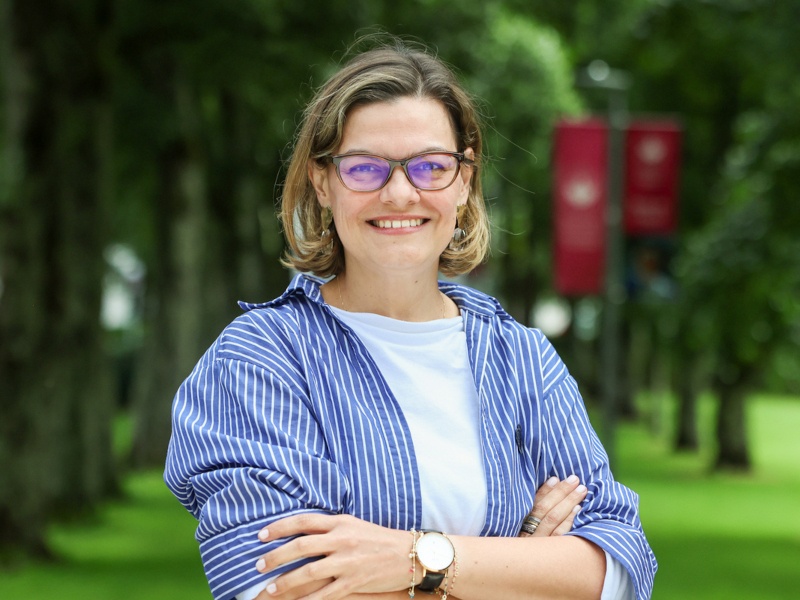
374,219,423,229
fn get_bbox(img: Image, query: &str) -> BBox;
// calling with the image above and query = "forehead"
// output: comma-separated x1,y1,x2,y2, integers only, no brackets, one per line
338,97,458,157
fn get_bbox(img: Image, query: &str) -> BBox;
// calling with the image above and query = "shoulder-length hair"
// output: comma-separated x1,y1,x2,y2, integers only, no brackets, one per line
280,39,490,278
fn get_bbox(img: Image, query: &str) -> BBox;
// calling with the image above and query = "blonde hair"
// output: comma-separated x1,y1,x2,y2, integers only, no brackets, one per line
280,39,490,278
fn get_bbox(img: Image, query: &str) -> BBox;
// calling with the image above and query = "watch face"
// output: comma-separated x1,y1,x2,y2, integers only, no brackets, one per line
416,532,455,571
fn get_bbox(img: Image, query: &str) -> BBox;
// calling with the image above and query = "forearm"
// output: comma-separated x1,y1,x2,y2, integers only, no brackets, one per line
342,536,603,600
448,535,605,600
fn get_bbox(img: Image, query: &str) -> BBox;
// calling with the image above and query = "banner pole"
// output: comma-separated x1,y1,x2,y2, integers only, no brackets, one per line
577,61,631,469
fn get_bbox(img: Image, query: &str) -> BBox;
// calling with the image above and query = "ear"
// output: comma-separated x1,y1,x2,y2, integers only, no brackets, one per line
457,148,474,206
308,159,332,208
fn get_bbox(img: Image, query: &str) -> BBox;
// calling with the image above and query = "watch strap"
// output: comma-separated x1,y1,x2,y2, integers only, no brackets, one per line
418,569,445,593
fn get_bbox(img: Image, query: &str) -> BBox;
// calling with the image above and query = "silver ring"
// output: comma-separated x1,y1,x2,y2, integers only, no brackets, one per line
520,522,537,535
520,515,541,534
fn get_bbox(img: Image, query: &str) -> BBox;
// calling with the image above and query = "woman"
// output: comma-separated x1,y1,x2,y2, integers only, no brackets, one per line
165,40,656,600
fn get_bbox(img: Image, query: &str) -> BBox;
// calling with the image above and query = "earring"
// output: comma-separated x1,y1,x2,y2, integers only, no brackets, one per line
320,206,333,241
449,207,467,251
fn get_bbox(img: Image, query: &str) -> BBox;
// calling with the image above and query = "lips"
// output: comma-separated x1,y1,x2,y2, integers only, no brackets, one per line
370,218,426,229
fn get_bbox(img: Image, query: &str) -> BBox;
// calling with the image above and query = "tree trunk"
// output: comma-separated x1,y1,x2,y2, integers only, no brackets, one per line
673,354,699,451
0,0,117,559
128,83,289,469
713,364,752,471
671,312,702,452
617,316,637,420
129,143,209,467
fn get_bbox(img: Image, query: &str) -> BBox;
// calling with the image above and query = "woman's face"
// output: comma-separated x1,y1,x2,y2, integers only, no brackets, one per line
309,96,472,280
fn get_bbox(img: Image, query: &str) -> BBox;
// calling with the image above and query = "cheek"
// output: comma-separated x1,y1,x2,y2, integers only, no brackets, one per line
331,196,367,230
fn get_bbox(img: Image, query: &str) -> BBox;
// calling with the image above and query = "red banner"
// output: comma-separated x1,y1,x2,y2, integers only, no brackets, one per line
553,118,608,296
623,120,682,235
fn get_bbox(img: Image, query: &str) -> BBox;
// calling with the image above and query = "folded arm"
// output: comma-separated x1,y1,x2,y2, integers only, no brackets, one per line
252,477,603,600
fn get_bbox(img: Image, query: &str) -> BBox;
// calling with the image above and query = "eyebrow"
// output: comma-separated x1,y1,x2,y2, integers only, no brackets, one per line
335,146,455,159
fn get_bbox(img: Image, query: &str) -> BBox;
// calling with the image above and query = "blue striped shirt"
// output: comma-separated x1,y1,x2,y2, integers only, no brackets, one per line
164,274,657,600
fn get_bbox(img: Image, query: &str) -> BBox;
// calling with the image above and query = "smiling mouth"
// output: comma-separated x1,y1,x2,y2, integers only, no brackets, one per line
370,218,426,229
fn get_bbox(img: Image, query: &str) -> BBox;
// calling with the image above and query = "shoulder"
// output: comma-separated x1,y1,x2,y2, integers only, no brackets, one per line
215,273,331,366
439,280,511,320
441,280,549,344
442,281,568,392
237,273,326,313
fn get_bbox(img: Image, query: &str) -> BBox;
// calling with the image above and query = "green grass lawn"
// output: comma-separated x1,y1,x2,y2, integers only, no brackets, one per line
1,394,798,599
614,394,800,599
0,472,209,599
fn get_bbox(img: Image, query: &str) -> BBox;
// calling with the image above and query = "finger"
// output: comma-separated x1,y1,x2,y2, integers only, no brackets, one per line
530,475,581,520
256,584,272,600
257,533,335,576
270,555,367,600
551,505,581,536
532,476,560,504
519,476,562,537
259,513,339,543
534,483,587,537
261,574,335,600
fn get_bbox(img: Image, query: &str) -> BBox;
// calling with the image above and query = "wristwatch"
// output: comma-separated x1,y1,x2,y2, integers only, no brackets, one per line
414,530,455,592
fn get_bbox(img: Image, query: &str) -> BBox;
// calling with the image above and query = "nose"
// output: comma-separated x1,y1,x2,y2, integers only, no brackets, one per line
380,165,419,206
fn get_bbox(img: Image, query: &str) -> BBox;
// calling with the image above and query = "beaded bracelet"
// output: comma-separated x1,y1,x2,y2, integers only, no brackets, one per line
408,529,419,598
439,533,458,600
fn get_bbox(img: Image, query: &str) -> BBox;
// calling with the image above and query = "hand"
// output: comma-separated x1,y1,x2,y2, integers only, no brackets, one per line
519,475,587,538
254,513,410,600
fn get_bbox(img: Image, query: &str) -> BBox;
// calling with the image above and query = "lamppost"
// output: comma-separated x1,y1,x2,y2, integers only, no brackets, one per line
576,60,631,468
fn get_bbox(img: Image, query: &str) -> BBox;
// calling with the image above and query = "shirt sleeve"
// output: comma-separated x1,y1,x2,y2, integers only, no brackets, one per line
533,333,657,600
164,320,350,600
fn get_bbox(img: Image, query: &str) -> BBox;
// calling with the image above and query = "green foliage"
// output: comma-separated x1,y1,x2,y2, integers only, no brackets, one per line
534,0,800,396
463,8,582,319
676,108,800,376
4,0,800,558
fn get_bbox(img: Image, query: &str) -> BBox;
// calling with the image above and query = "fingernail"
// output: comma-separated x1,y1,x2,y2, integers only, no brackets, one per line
546,476,558,487
266,583,277,595
572,505,581,514
567,474,579,484
256,558,266,572
577,484,587,493
258,528,269,541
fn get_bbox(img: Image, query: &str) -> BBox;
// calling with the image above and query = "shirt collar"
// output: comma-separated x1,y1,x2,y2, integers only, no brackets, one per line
239,272,505,319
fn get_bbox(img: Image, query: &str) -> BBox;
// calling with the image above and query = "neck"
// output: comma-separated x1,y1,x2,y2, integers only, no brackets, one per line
324,269,453,322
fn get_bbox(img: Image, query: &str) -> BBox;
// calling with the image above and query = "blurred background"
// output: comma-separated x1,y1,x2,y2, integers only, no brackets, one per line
1,0,799,598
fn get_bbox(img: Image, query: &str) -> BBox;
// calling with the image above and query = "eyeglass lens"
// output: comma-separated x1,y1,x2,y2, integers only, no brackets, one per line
335,153,460,191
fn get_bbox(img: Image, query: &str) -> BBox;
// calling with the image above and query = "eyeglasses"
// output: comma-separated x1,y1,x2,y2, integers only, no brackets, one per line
329,151,473,192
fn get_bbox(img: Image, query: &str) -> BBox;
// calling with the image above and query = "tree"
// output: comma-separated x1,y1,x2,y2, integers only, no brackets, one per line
0,0,117,558
667,0,800,469
115,0,307,467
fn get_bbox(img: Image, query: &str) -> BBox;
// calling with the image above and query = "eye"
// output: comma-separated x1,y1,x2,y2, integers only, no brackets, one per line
339,156,389,181
410,158,446,173
346,162,383,174
408,154,457,182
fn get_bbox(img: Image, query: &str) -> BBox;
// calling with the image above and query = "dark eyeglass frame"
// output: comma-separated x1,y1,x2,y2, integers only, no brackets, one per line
329,151,474,192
